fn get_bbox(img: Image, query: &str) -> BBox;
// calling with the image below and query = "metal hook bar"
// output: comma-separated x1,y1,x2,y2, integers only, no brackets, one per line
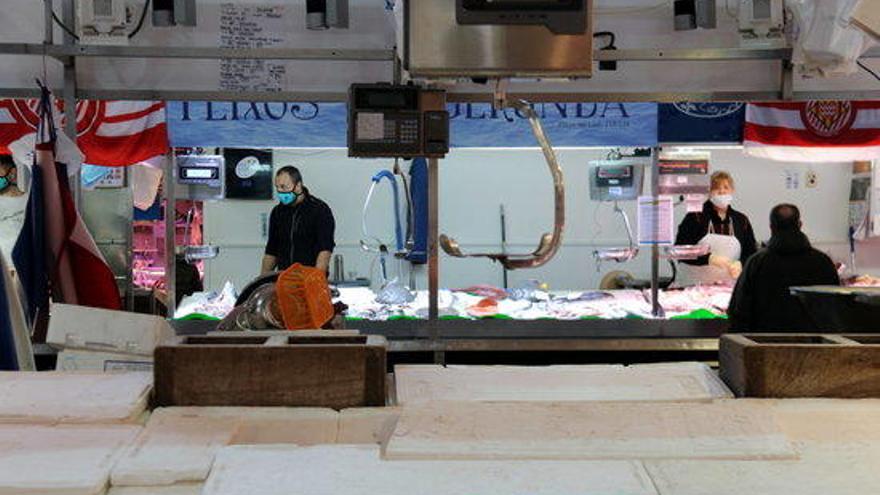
440,99,565,270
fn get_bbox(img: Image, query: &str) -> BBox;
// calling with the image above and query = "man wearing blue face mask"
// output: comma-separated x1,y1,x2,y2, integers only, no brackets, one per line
261,166,336,275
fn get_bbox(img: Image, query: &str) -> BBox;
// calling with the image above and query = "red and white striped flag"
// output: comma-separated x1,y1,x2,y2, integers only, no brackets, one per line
34,86,121,310
744,101,880,162
0,99,168,166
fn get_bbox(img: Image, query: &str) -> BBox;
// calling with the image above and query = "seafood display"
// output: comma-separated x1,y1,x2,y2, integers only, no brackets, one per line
340,285,735,321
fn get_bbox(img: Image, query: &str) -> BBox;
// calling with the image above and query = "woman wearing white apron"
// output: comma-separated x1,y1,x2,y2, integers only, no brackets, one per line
675,171,757,286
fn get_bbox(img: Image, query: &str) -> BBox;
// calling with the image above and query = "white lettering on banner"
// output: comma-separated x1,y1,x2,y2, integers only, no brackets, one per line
219,4,288,93
165,101,659,148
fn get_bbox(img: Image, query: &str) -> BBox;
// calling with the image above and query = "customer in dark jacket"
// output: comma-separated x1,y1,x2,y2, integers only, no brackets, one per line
728,204,840,332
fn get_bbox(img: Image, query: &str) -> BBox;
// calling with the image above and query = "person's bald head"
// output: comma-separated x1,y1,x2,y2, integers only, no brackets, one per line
770,203,802,234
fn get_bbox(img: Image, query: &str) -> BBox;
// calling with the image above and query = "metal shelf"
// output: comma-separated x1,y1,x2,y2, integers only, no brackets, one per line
1,43,874,63
1,43,878,102
0,43,395,61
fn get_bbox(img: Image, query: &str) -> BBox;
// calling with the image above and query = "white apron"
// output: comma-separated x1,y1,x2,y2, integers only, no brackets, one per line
678,221,742,286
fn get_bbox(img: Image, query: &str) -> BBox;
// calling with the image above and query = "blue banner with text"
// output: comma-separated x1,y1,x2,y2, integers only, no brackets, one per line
166,101,659,148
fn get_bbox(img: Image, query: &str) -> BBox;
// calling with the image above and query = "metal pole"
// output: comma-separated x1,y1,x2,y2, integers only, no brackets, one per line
428,157,442,363
393,54,402,84
651,148,661,317
61,0,80,208
165,153,177,317
500,204,508,289
44,0,54,45
126,171,135,311
780,59,794,101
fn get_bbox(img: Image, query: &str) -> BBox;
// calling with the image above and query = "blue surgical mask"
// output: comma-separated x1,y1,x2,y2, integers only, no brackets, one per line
278,191,297,205
0,176,8,192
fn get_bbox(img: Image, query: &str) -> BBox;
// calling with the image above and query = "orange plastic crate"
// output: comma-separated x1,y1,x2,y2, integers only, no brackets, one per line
275,263,334,330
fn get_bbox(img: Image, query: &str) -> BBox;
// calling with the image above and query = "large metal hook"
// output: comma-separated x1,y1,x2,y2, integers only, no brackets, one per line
440,99,565,270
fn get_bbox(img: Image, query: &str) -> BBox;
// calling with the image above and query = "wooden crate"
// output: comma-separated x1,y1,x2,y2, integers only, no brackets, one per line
154,332,386,409
720,333,880,398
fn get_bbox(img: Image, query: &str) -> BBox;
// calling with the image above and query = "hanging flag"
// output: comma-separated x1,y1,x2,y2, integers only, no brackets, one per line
33,84,121,310
0,257,18,370
78,101,168,166
744,101,880,162
0,99,168,166
11,163,48,325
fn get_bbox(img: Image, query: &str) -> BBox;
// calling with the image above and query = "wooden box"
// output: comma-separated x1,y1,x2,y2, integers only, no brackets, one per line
154,332,387,409
720,333,880,398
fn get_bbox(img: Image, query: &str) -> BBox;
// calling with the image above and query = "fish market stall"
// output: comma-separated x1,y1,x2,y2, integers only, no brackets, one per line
4,0,880,365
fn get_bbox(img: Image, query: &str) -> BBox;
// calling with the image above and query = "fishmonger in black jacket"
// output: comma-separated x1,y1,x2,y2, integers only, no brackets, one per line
675,171,758,280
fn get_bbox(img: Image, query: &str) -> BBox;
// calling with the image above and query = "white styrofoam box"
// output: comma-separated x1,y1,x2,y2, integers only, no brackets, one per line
147,407,339,445
0,424,141,495
645,441,880,495
111,413,240,486
108,484,203,495
639,399,880,494
228,407,339,445
202,445,658,495
385,400,796,461
0,372,152,424
56,349,153,372
48,303,174,356
337,408,400,444
111,407,339,487
769,398,880,444
394,362,732,404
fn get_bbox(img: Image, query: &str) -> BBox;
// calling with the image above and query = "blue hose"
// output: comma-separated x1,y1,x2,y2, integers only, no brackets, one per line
371,170,404,253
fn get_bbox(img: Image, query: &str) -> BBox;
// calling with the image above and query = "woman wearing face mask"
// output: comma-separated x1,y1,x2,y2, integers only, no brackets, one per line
674,171,757,285
261,165,336,275
0,155,28,269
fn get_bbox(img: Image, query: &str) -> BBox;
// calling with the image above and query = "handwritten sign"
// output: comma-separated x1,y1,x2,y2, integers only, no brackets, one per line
219,4,288,93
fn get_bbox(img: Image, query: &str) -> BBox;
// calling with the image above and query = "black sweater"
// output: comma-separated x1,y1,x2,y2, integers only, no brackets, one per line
728,230,840,332
674,201,757,266
264,189,336,271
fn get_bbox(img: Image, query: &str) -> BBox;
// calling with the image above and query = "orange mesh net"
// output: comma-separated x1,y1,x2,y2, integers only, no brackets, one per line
275,264,334,330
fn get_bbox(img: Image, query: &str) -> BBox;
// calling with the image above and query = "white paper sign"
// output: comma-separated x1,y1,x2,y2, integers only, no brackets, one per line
219,4,288,92
638,195,675,245
685,194,707,213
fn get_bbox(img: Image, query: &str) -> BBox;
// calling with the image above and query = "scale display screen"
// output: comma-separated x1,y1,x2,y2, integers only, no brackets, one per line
597,166,633,181
589,160,645,201
354,87,418,110
176,155,225,200
182,168,217,180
